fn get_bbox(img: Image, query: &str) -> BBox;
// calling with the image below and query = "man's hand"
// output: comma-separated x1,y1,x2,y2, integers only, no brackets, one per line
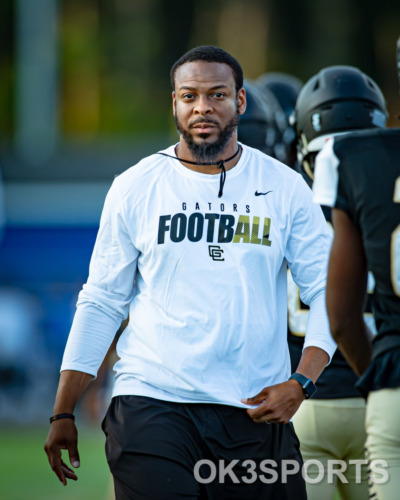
241,379,305,424
44,419,80,486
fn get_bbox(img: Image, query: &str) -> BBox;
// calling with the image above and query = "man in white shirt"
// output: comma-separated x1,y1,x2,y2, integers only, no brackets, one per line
44,45,335,500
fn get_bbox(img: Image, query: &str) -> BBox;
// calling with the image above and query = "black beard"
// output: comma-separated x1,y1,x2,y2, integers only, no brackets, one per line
174,113,239,162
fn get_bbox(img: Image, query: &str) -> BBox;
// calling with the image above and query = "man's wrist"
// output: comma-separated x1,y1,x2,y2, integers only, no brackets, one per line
289,373,317,399
287,378,306,400
49,413,75,424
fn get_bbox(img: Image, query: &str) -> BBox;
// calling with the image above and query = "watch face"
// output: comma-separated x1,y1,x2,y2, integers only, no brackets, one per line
303,379,316,398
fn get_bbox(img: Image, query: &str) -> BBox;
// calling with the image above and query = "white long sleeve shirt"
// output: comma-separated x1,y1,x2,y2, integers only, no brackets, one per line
61,143,336,407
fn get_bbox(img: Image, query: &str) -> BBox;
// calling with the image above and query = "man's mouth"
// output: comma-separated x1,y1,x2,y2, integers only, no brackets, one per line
191,122,217,133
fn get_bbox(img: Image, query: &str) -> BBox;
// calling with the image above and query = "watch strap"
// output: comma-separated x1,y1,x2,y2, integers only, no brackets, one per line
289,372,316,399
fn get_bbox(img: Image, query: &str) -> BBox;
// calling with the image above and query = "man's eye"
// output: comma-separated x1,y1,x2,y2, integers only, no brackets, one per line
182,93,195,99
213,93,225,98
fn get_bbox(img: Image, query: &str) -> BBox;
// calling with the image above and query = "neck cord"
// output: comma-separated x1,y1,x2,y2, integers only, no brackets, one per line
158,145,241,198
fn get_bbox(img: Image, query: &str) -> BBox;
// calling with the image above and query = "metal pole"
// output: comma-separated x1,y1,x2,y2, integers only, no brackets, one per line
15,0,59,165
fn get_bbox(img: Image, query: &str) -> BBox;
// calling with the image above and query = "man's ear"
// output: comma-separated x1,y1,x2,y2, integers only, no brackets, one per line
172,91,176,114
237,87,246,116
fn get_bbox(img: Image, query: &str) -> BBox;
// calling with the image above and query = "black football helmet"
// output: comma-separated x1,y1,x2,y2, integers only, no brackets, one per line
256,72,303,121
256,72,303,168
292,65,387,179
238,80,284,159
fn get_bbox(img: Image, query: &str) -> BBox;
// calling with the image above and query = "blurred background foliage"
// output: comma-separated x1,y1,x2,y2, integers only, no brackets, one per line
0,0,399,146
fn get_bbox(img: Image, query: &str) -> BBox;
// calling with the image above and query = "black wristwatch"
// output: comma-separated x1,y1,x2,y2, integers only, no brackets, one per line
289,373,317,399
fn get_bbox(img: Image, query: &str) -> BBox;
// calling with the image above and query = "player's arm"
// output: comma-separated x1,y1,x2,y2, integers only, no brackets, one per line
43,178,137,484
326,208,373,376
44,370,94,485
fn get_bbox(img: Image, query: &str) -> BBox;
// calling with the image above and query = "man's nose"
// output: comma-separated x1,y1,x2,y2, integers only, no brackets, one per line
193,95,213,115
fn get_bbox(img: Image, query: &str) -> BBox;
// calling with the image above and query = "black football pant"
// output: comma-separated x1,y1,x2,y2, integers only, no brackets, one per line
102,395,307,500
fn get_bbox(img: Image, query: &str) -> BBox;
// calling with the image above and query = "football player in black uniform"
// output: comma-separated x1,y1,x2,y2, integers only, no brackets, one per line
256,72,303,168
237,79,285,159
291,65,388,500
313,46,400,498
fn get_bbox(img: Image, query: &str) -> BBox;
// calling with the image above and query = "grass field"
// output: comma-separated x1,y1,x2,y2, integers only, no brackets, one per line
0,425,112,500
0,425,342,500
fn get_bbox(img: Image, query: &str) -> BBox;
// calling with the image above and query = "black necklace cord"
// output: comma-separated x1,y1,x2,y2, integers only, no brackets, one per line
158,145,241,198
217,160,226,198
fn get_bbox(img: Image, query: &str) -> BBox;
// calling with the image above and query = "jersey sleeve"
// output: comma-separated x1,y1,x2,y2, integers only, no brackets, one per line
312,138,339,207
60,178,140,376
313,138,353,217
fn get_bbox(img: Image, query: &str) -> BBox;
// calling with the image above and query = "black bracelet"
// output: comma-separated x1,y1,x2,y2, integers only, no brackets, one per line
49,413,75,424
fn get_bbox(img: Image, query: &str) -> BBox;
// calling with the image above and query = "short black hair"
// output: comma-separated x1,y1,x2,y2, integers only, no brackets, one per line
170,45,244,93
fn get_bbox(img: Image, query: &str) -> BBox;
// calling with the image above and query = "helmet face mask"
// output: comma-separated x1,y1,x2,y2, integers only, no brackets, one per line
300,150,318,184
293,65,388,179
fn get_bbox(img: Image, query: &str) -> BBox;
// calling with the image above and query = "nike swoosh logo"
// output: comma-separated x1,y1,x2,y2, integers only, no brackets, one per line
255,190,273,196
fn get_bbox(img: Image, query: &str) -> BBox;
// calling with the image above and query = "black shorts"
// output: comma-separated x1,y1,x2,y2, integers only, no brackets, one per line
102,395,306,500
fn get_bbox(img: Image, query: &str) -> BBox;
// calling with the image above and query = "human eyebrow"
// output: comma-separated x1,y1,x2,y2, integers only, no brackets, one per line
178,84,229,91
209,85,229,91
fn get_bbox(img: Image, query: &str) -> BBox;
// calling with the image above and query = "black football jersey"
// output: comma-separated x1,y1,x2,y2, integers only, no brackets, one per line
314,128,400,341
